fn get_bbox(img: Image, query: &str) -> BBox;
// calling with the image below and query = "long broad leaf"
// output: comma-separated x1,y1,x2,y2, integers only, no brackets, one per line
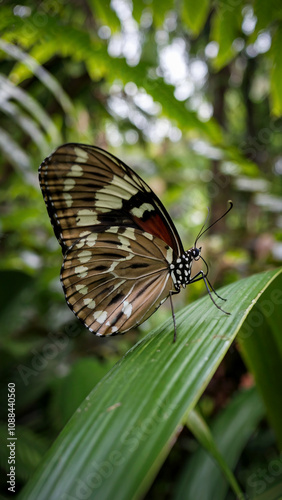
238,273,282,448
19,268,282,500
175,387,265,500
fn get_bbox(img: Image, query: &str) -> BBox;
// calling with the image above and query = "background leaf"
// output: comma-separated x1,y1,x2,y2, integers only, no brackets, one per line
270,25,282,116
211,0,243,70
175,388,265,500
181,0,210,36
238,275,282,448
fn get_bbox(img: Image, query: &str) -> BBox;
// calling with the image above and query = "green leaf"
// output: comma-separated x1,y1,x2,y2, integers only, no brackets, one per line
0,75,60,145
142,77,222,142
210,0,243,70
1,21,222,143
270,25,282,116
149,0,175,27
238,273,282,448
87,0,121,32
19,268,281,500
0,39,74,116
181,0,210,36
175,388,265,500
254,0,282,33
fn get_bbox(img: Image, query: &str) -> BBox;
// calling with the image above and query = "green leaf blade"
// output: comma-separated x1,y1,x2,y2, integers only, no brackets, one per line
19,268,282,500
182,0,210,36
210,1,243,70
176,388,265,500
270,25,282,116
238,272,282,447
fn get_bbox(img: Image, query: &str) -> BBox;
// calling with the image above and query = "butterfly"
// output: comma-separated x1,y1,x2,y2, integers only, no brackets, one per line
39,143,232,341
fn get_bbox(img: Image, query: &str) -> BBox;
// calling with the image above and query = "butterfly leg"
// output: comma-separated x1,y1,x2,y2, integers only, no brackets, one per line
189,271,230,315
169,291,177,343
201,275,227,302
196,255,227,302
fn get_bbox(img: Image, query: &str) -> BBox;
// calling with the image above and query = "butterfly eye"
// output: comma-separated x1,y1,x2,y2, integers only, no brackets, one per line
192,247,201,260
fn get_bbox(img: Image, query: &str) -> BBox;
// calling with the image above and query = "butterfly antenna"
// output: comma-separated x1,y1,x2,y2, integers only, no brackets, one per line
195,201,233,247
194,208,210,247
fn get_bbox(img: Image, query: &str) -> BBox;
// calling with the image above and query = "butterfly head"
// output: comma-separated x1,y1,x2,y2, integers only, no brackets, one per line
170,202,233,293
191,246,202,261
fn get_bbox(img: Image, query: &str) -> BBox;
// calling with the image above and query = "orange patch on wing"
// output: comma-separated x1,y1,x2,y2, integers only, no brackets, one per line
133,213,175,250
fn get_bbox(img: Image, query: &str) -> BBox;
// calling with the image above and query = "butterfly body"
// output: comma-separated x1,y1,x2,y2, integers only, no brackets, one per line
39,143,228,338
169,248,201,292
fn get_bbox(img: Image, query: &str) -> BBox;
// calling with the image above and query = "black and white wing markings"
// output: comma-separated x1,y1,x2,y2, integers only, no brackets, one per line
39,143,183,257
39,143,180,336
39,142,232,338
61,227,174,335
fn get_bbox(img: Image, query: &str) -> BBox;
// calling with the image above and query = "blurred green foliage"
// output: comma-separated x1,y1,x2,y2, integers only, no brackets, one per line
1,0,282,498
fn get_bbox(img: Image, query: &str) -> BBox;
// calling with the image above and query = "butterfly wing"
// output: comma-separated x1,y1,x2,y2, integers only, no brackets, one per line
39,143,181,335
39,143,184,257
61,227,174,335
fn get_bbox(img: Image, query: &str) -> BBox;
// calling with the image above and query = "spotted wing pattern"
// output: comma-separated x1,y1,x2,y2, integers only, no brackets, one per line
39,143,181,336
62,227,174,335
39,143,183,256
